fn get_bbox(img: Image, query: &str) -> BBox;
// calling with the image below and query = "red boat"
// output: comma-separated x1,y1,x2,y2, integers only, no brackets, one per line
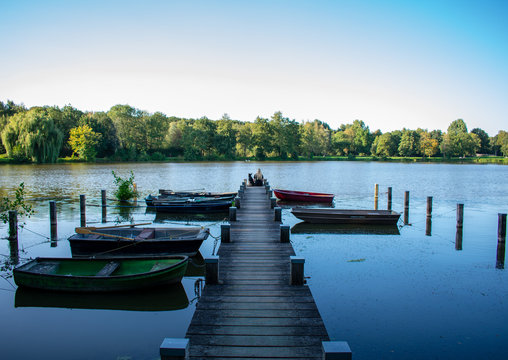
273,189,334,203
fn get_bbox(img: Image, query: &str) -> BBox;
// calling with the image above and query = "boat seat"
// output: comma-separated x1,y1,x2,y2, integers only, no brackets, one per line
30,262,59,274
95,261,120,276
135,228,155,241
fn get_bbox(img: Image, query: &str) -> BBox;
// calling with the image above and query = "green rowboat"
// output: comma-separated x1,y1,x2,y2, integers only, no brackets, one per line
13,256,188,292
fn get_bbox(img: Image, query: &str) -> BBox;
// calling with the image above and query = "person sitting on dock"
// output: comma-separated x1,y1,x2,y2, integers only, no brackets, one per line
253,168,264,186
248,173,255,186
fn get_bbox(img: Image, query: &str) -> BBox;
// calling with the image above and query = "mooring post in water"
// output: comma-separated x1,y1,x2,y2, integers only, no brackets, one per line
455,204,464,250
280,225,290,243
387,187,392,211
8,210,19,264
205,256,219,285
80,194,86,227
101,190,107,223
229,206,237,221
403,191,410,225
234,196,241,209
221,224,231,243
425,196,433,236
274,207,282,222
290,256,305,285
160,338,189,360
374,183,379,210
427,197,433,218
322,341,353,360
498,213,507,243
49,201,57,243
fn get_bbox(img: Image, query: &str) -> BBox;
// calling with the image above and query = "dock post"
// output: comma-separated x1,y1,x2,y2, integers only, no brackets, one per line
8,210,19,264
221,224,231,243
229,206,237,221
387,187,392,211
274,207,282,222
322,341,352,360
101,190,107,223
234,196,241,209
80,194,86,227
455,204,464,250
49,201,57,244
374,183,379,210
425,196,433,236
205,256,219,285
268,189,273,198
290,256,305,285
403,191,410,225
160,338,189,360
280,225,290,243
498,213,507,243
270,197,277,209
427,196,433,218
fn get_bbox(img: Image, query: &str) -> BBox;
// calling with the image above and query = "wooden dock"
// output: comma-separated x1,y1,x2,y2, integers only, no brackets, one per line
184,183,331,359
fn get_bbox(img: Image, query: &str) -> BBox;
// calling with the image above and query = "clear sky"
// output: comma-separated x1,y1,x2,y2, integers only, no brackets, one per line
1,0,507,135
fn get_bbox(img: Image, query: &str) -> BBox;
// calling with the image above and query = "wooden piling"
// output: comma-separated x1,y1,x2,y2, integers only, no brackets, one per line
80,194,86,227
498,213,507,243
234,196,241,209
496,241,505,269
160,338,189,360
427,196,433,218
280,225,290,243
221,224,230,243
403,191,410,225
456,203,464,228
205,256,219,285
387,187,392,211
290,256,305,285
49,201,57,243
322,341,352,360
229,206,237,221
101,190,107,223
374,183,379,210
8,210,18,264
270,197,276,208
274,206,282,222
455,226,463,250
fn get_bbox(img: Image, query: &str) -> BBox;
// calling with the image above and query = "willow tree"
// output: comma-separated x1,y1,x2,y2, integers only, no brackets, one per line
1,107,63,163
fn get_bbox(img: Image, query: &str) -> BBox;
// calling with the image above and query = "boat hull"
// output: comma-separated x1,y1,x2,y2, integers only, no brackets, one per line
274,189,334,203
291,208,401,225
69,227,208,257
13,256,188,292
152,200,232,213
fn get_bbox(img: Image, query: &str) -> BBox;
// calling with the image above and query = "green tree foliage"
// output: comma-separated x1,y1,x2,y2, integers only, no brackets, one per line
216,114,238,159
79,112,118,157
447,119,468,133
235,121,254,157
69,124,101,161
300,120,331,157
270,112,301,159
52,105,84,157
371,132,399,157
164,121,185,156
0,183,34,232
441,119,480,157
398,130,421,157
112,171,138,201
252,116,273,159
1,107,63,162
332,120,372,155
492,131,508,156
419,132,439,157
471,128,491,154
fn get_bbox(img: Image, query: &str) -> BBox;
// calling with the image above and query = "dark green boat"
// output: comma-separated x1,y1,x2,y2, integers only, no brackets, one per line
13,256,188,292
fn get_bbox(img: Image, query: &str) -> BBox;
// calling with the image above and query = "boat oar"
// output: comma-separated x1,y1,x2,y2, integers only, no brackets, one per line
75,223,152,232
75,228,140,241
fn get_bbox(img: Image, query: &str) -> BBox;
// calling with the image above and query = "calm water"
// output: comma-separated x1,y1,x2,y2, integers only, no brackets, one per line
0,161,507,359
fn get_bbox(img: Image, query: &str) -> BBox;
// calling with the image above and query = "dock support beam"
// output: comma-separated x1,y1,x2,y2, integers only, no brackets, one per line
229,206,237,221
80,194,86,227
221,224,231,243
160,338,189,360
290,256,305,285
322,341,352,360
274,207,282,222
403,191,409,225
205,256,219,285
280,225,290,243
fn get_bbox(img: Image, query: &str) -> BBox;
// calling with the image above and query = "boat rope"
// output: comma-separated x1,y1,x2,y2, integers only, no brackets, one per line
18,226,50,240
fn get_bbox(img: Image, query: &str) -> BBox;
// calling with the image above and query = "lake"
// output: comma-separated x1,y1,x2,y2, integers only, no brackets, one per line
0,161,507,359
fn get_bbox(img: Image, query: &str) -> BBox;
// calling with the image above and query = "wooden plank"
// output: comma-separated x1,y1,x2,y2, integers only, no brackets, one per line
196,301,318,310
187,325,329,337
189,335,324,346
188,345,322,358
189,315,326,327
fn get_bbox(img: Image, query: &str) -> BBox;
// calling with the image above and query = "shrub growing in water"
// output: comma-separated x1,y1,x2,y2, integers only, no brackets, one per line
112,171,138,201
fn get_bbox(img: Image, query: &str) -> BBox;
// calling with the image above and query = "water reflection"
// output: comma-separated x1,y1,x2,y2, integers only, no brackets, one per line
425,217,432,236
496,242,505,269
455,227,463,251
152,210,228,224
291,222,400,235
15,282,189,311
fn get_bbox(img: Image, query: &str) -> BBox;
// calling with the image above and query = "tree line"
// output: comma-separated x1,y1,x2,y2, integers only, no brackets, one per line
1,100,507,163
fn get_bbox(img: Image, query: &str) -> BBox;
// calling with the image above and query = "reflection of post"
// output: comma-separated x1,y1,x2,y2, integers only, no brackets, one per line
101,190,107,223
133,183,138,206
80,195,86,227
50,201,57,246
455,204,464,250
387,187,392,211
374,184,379,210
497,214,507,269
403,191,410,225
9,210,19,264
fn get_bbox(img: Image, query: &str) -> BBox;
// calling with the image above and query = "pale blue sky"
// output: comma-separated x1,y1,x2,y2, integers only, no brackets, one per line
1,0,507,134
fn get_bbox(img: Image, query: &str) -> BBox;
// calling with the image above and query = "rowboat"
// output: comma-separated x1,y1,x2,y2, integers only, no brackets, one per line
151,196,233,213
13,255,188,292
291,208,401,225
146,191,236,206
273,189,334,203
15,282,189,311
69,225,209,257
291,222,400,235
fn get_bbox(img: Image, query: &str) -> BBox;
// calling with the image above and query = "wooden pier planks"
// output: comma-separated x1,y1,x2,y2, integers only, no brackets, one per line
185,185,329,359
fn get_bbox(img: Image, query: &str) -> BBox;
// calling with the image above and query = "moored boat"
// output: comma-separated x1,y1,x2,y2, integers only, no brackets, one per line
151,196,233,213
273,189,334,203
69,226,209,257
146,191,236,206
291,208,401,225
13,255,188,292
